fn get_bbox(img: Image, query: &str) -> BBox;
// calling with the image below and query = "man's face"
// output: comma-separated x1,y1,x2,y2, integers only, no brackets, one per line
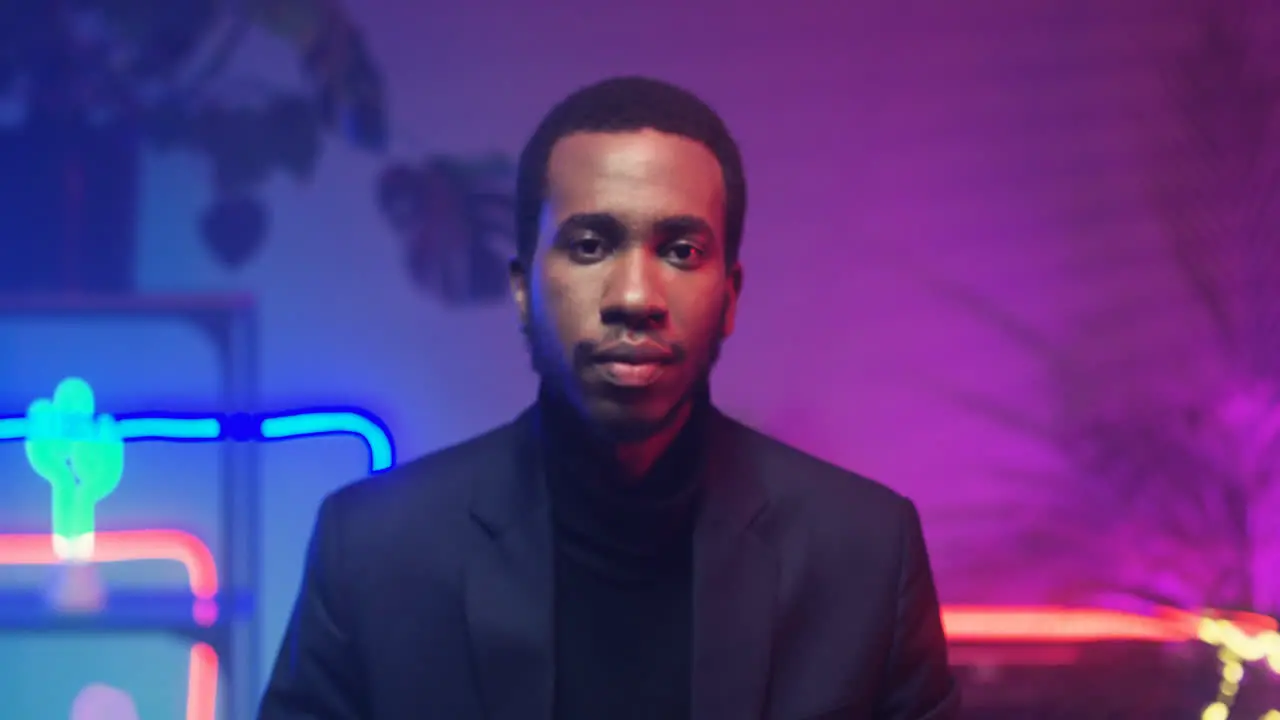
512,129,742,440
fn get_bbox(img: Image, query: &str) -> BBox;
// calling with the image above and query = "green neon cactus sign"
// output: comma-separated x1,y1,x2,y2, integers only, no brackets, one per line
24,377,124,559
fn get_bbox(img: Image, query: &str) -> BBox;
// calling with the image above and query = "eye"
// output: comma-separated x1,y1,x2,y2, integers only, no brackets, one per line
663,242,705,268
569,237,608,263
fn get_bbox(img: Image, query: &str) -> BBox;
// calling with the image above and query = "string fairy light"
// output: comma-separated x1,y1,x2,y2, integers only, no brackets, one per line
1197,616,1280,720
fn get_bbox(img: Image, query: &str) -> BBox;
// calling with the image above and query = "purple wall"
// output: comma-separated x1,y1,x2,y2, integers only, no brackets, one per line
4,0,1270,710
129,0,1209,656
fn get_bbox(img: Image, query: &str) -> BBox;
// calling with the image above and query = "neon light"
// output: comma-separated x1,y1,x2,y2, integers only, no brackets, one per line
0,410,394,473
260,410,395,471
0,417,222,443
117,417,222,441
0,531,218,617
24,379,125,558
0,531,221,720
942,605,1188,643
187,642,218,720
0,379,394,720
941,605,1277,644
0,416,24,439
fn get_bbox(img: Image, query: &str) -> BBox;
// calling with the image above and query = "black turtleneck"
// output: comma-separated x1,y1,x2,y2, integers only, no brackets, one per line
538,386,708,720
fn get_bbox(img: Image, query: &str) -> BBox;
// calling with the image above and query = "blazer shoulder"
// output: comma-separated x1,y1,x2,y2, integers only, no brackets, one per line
728,416,910,513
727,417,922,584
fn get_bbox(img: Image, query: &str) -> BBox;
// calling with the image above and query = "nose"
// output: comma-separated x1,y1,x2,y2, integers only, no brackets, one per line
600,246,667,329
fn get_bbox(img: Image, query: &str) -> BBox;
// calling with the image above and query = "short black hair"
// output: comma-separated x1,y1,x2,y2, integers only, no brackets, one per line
514,76,746,268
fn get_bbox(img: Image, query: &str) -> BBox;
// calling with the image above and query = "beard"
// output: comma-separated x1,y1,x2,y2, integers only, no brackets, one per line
522,296,727,441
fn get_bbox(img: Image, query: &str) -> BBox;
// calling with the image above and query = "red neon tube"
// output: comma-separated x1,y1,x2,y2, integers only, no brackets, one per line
0,531,220,720
941,604,1277,643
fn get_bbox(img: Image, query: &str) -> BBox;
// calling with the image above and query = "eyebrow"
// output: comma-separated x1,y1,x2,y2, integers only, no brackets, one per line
653,215,716,242
556,213,718,243
557,212,626,237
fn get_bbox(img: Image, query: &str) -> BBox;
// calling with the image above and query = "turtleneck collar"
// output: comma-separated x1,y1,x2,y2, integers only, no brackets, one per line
537,383,711,582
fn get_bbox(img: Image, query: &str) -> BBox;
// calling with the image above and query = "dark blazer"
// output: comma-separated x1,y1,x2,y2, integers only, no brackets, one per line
259,406,959,720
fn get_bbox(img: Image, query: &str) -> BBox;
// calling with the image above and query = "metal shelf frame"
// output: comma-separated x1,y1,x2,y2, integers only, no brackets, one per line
0,293,261,720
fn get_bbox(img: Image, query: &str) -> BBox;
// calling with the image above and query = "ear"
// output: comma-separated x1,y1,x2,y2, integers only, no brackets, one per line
509,257,529,326
722,261,743,337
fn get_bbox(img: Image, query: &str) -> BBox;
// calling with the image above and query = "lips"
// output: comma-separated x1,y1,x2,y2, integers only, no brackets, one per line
591,342,674,389
597,360,665,388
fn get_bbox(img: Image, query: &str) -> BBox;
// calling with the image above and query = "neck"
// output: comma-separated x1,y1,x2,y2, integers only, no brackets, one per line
613,399,694,480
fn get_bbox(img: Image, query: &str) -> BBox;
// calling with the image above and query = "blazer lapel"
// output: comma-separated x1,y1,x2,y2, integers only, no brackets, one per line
692,412,779,720
465,408,555,720
463,405,779,720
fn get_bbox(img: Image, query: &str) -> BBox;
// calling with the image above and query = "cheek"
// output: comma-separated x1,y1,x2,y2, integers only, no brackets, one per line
674,285,729,336
533,270,594,340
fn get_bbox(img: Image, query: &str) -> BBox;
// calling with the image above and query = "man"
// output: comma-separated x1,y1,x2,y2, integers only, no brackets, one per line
259,76,958,720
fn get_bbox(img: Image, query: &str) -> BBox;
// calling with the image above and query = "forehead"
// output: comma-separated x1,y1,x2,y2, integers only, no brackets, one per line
542,129,725,230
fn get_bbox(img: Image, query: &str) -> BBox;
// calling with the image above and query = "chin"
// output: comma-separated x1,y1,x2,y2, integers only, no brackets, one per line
582,393,678,442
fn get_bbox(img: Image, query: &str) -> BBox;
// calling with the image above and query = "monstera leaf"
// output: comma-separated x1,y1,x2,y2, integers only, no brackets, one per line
378,154,516,305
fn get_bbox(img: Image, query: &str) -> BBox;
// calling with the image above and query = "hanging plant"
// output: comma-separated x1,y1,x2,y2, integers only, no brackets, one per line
0,0,389,289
